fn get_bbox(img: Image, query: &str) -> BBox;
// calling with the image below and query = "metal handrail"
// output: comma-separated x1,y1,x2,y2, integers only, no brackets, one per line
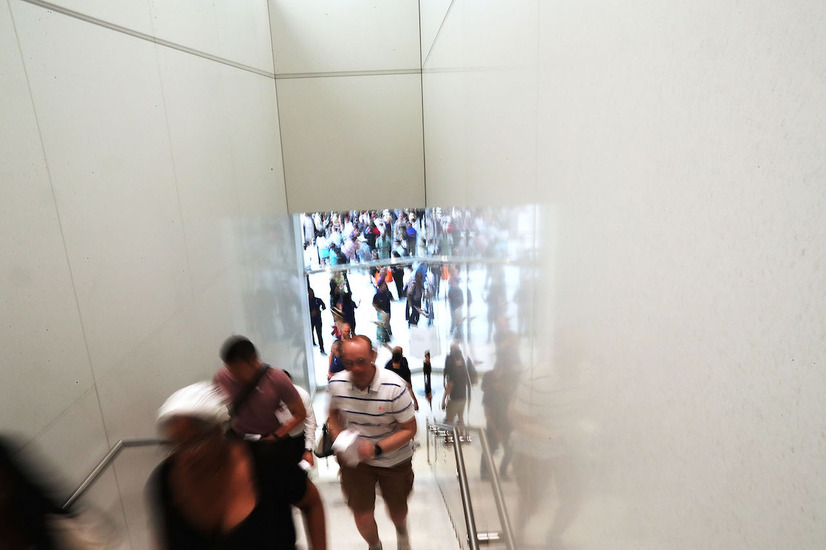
427,421,515,550
448,424,480,550
62,437,165,510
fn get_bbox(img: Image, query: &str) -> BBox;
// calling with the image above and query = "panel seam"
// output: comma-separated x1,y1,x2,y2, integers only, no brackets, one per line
15,0,274,78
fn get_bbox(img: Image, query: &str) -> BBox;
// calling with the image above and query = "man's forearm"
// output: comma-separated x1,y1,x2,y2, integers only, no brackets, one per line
276,398,307,437
327,409,343,439
275,416,303,438
377,424,416,454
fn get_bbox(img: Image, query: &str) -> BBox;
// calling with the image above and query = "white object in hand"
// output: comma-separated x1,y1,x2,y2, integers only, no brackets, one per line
331,429,361,467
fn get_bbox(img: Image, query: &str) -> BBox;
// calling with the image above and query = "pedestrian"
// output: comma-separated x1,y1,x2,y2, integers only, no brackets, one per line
423,350,433,410
149,382,326,549
308,288,327,355
327,336,417,550
384,346,419,411
372,281,393,347
441,343,474,426
213,336,306,447
275,370,318,469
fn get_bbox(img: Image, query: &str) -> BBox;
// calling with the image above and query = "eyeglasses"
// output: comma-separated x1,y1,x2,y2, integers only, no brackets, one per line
343,358,372,369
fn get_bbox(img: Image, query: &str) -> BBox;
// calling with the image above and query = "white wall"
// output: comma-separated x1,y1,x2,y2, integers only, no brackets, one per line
1,1,304,547
269,0,425,212
423,0,826,547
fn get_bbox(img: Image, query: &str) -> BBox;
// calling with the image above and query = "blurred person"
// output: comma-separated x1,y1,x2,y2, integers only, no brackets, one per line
327,336,417,550
329,273,351,337
0,436,125,549
384,347,418,411
329,225,342,253
510,371,556,546
376,225,392,260
390,252,406,300
308,288,327,355
357,232,372,262
316,231,329,267
372,280,393,347
365,219,379,250
327,339,345,381
327,323,354,381
429,264,442,298
422,267,436,326
479,333,520,480
341,233,358,263
441,343,475,426
277,371,317,468
405,220,417,256
405,271,424,327
148,382,326,549
369,250,381,285
301,213,316,250
340,292,358,334
330,288,344,336
447,276,465,340
0,438,64,550
328,243,343,266
422,351,433,410
511,333,589,548
213,336,306,446
342,214,354,241
394,217,408,255
485,276,508,344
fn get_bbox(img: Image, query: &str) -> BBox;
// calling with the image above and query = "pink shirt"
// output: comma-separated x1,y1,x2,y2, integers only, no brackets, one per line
213,365,300,436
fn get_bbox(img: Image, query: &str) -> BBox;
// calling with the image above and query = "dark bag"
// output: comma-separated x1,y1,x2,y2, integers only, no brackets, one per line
467,357,478,386
314,422,334,458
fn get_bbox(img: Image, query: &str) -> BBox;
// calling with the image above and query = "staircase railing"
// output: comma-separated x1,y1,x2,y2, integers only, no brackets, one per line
62,437,165,510
426,420,515,550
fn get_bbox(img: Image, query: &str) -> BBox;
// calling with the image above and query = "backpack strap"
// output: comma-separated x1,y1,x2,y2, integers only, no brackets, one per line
229,365,270,418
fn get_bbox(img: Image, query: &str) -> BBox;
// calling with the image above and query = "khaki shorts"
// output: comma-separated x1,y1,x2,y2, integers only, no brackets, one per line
340,459,414,514
445,398,466,424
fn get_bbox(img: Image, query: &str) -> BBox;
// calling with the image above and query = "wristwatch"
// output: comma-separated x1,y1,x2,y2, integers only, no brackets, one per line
373,443,383,456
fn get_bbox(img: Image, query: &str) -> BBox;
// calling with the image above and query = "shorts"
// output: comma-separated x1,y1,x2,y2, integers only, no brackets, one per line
445,398,466,424
340,459,414,514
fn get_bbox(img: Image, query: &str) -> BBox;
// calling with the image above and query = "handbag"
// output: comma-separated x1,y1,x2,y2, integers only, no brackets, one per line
314,422,335,458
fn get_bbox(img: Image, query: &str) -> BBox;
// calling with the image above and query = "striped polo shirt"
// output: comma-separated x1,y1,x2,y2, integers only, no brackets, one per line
329,366,416,467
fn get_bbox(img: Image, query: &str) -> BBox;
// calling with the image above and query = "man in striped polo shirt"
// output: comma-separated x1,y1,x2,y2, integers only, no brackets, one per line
327,335,417,550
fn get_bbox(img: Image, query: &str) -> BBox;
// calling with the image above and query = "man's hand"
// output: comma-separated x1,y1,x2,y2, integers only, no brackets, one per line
357,439,376,461
302,450,315,467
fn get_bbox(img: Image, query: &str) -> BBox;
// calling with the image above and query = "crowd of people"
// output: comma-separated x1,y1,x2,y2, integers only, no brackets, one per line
300,207,519,270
